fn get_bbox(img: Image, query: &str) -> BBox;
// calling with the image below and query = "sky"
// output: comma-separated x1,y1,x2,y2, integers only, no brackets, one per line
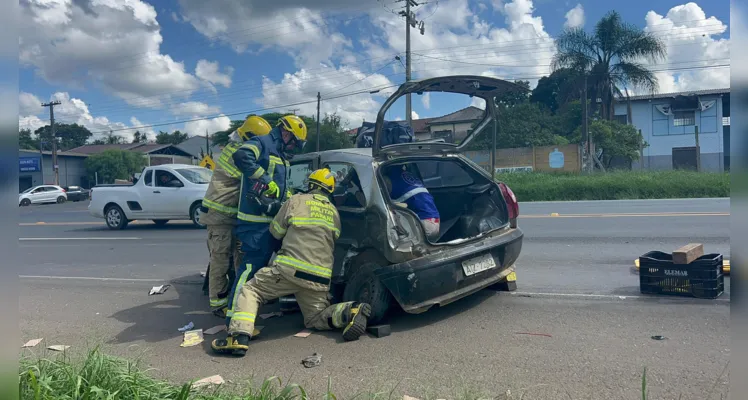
18,0,730,142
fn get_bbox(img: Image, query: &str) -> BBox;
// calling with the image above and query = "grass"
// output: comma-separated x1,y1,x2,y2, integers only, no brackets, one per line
496,170,730,202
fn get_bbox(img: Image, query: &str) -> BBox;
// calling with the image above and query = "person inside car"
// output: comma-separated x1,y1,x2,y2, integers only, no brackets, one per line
384,165,440,241
157,172,181,187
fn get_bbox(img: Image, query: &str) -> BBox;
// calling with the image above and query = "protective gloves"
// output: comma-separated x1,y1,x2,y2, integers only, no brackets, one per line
264,181,280,198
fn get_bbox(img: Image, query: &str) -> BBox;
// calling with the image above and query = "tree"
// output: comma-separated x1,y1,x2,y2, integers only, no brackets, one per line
572,119,648,168
34,123,93,151
530,68,578,114
467,103,569,150
19,129,37,150
552,10,666,120
155,130,189,145
132,131,146,143
85,149,147,184
495,80,531,106
303,113,352,153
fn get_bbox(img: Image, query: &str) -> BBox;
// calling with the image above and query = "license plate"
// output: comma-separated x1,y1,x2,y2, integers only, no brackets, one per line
461,253,497,276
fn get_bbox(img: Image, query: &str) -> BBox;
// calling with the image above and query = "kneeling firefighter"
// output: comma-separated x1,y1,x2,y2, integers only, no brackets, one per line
200,116,272,318
224,115,308,326
211,168,372,356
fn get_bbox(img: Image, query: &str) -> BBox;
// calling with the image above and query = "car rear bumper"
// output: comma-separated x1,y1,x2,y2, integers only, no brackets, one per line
88,203,104,218
375,227,523,313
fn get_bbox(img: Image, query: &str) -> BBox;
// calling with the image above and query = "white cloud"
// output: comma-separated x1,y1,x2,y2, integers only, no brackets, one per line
171,101,222,116
411,110,420,120
258,65,395,127
129,117,155,140
491,0,504,12
564,4,585,29
421,92,431,109
184,115,232,135
195,59,233,88
471,97,487,110
19,92,43,116
642,3,730,94
20,0,200,108
19,115,46,132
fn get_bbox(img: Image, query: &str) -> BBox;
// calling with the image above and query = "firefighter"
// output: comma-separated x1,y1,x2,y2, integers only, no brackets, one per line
224,115,308,325
200,116,272,318
211,168,371,356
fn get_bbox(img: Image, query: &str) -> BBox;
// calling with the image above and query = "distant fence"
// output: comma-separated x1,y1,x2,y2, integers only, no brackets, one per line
464,143,582,173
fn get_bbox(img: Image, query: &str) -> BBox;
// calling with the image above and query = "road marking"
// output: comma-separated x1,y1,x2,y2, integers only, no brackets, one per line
19,220,194,226
19,275,164,282
510,291,730,302
521,212,729,218
19,237,142,241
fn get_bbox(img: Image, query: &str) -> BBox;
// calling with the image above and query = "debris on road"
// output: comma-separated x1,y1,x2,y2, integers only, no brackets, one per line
259,311,283,320
294,329,312,338
191,375,225,389
301,353,322,368
651,335,667,341
403,396,421,400
47,345,70,352
515,332,552,338
149,284,170,295
180,329,204,347
178,322,195,332
204,325,226,335
21,338,43,348
253,326,264,337
367,324,391,338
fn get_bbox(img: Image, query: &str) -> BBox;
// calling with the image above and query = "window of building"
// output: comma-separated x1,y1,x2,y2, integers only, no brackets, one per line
614,114,628,125
673,111,695,127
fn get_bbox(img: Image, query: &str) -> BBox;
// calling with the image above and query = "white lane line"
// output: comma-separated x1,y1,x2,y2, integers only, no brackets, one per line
511,291,730,302
19,237,142,241
19,275,165,282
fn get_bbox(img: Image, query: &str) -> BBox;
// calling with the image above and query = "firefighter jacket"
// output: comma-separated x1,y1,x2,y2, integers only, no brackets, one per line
201,142,243,224
234,128,291,225
269,191,341,289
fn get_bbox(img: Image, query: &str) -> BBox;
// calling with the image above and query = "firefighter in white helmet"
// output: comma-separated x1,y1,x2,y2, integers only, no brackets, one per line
211,168,371,356
200,115,272,318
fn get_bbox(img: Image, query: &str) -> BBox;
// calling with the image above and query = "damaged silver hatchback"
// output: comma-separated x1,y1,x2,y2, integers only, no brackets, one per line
287,75,525,323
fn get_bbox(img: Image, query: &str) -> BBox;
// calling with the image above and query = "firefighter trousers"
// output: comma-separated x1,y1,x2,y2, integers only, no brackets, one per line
206,224,241,310
228,265,354,337
226,224,275,325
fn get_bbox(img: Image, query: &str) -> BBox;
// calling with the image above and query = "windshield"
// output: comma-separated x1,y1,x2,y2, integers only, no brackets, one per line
21,187,35,194
176,168,212,184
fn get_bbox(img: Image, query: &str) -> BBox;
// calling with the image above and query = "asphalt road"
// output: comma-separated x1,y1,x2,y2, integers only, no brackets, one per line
19,198,731,399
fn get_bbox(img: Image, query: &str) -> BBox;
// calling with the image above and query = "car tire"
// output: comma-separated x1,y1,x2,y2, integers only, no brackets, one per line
153,219,169,226
56,196,66,204
20,199,31,207
190,203,206,229
105,204,128,230
342,257,393,324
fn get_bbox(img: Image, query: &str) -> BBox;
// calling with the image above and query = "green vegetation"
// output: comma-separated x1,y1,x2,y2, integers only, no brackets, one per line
85,149,148,184
498,171,730,202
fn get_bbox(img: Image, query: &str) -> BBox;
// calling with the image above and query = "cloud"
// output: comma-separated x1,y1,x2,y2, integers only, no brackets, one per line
129,117,155,140
642,3,730,93
421,92,431,109
195,59,233,88
171,101,222,116
184,115,232,135
564,4,585,29
20,0,200,108
19,92,43,116
471,97,487,110
258,65,395,127
411,110,420,120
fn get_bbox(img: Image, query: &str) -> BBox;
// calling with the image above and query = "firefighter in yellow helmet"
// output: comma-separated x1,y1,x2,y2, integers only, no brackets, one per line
211,168,371,356
200,115,272,318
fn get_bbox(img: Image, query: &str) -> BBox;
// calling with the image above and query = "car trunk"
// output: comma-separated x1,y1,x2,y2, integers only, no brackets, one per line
378,156,509,245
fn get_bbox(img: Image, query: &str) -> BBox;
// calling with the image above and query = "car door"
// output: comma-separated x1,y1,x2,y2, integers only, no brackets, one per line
151,168,187,217
41,186,58,203
28,187,45,203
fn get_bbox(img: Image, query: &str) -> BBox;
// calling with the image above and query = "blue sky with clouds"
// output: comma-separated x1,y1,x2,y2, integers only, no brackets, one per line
18,0,730,141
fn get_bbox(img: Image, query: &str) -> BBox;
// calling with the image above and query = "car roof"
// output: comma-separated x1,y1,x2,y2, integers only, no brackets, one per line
295,147,374,165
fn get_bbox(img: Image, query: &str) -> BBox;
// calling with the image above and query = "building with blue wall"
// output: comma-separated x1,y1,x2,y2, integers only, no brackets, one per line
614,88,730,172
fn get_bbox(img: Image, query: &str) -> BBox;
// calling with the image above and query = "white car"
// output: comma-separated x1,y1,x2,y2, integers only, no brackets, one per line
19,185,67,206
88,164,212,230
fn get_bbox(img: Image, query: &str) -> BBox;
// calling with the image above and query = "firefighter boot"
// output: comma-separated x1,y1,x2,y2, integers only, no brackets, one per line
342,302,372,341
211,334,250,357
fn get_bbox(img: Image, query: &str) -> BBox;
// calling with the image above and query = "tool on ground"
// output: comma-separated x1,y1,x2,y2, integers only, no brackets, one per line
301,353,322,368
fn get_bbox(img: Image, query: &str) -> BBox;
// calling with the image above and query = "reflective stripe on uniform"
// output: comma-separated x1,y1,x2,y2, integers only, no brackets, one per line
268,155,283,178
275,255,332,279
210,298,228,308
271,219,286,236
217,143,242,178
226,267,251,318
249,166,265,180
237,212,273,223
394,187,429,203
288,217,340,237
202,198,238,215
232,311,256,323
241,144,261,159
331,303,347,328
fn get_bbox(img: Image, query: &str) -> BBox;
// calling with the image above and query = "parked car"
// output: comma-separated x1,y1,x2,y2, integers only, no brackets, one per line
88,164,212,230
19,185,67,206
62,186,90,202
286,75,525,323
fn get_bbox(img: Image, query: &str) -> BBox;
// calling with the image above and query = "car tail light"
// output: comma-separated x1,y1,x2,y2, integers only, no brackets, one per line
62,188,66,193
498,182,519,226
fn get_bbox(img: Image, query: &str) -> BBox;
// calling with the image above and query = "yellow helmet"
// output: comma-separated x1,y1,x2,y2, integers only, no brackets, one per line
278,115,308,148
308,168,335,194
236,116,272,141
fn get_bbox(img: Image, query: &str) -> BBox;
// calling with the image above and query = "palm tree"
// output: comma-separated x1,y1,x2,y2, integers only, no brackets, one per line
552,10,667,120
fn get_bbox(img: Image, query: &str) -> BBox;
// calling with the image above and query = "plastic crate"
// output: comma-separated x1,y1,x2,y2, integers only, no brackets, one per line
639,251,724,299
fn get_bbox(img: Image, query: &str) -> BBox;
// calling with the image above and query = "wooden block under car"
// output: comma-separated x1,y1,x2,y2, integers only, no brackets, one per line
367,324,391,338
673,243,704,265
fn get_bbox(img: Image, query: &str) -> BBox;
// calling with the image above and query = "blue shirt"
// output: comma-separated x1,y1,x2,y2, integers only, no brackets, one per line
387,169,440,220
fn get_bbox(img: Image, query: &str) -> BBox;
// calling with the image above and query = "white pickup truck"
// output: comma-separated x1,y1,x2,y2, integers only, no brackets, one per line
88,164,212,230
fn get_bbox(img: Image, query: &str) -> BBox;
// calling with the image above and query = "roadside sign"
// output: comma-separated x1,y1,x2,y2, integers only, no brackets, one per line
199,155,215,170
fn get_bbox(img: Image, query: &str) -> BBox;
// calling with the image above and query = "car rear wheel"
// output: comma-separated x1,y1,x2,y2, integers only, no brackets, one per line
56,196,66,204
153,219,169,226
342,255,393,324
20,198,31,206
105,205,128,230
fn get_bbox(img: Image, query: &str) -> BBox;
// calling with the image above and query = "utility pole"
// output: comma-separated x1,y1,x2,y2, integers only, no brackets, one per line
42,100,61,185
695,125,701,172
398,0,425,126
39,140,45,184
316,92,321,152
582,75,590,172
288,108,300,115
